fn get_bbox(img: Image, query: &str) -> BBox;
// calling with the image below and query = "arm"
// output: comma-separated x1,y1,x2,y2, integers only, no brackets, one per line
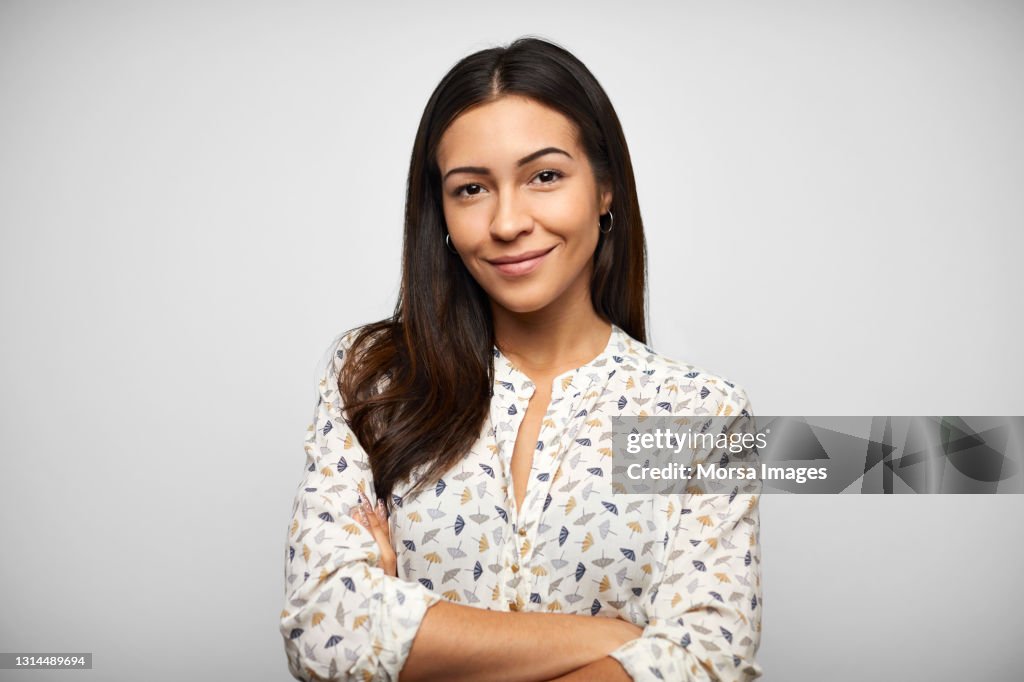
544,656,633,681
281,332,642,681
606,389,765,682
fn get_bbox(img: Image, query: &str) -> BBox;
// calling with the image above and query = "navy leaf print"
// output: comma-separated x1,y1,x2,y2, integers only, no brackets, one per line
559,526,569,546
621,548,636,561
435,479,447,496
318,512,334,523
575,562,586,581
454,515,465,535
325,635,343,648
591,599,602,616
602,501,618,515
495,506,508,523
289,628,303,639
479,463,495,478
586,467,603,476
693,560,706,571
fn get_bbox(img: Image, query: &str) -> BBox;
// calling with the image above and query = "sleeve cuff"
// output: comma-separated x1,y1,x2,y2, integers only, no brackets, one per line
370,573,444,680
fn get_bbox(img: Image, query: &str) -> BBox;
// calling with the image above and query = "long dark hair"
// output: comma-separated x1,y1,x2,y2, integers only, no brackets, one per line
338,36,648,510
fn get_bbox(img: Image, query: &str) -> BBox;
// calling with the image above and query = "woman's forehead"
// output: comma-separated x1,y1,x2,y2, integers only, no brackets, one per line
437,97,580,168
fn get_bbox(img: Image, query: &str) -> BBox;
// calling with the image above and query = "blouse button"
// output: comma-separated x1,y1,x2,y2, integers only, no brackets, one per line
508,600,519,611
518,527,527,537
511,563,520,573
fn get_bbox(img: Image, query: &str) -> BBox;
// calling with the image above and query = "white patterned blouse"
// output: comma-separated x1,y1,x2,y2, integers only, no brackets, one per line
280,322,764,681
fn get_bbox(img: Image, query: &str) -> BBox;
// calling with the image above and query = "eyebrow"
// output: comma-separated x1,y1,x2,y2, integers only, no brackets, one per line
442,146,573,182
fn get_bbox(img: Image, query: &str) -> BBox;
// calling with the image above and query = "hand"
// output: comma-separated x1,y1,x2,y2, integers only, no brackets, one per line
354,492,397,577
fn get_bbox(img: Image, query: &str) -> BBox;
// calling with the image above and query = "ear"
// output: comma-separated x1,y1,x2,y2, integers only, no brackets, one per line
599,183,613,215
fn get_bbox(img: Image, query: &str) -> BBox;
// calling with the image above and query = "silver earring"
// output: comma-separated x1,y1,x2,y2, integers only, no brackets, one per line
599,210,614,234
445,232,457,253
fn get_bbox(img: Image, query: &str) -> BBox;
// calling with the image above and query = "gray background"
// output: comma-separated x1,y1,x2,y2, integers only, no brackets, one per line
1,0,1022,680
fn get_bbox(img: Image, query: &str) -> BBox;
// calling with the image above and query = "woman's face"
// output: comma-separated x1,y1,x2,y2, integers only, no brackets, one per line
436,95,612,316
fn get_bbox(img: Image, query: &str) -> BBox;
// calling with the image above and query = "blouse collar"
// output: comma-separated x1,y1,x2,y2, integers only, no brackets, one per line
491,323,630,402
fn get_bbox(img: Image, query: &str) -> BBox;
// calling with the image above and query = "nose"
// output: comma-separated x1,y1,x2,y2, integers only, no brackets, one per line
489,188,533,241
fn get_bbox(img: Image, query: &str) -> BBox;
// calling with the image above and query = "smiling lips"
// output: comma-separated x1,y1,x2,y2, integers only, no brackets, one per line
486,245,557,276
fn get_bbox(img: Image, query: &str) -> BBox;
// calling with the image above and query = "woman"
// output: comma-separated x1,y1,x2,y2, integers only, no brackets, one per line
280,36,763,682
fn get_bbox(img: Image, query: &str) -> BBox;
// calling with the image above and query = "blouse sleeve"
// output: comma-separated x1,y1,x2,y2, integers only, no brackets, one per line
608,387,764,681
279,331,443,681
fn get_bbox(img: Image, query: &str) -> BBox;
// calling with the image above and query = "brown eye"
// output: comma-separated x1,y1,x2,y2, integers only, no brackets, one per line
533,170,563,185
455,183,485,198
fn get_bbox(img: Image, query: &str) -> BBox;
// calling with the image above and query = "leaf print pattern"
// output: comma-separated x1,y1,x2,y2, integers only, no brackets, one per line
280,323,763,681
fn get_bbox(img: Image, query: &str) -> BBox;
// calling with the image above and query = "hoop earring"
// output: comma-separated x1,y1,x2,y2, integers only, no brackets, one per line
445,232,457,253
599,210,614,234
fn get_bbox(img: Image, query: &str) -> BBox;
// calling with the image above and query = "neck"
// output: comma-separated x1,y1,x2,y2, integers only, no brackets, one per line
491,299,611,377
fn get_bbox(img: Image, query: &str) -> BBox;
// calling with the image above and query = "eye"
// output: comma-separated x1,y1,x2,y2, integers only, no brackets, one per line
453,183,486,199
533,169,564,185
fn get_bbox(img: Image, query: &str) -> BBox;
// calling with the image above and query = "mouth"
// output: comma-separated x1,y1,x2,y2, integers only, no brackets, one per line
486,245,557,277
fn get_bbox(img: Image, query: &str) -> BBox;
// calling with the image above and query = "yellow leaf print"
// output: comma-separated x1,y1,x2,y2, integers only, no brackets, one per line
353,614,369,630
714,572,731,584
724,403,734,417
317,567,330,586
581,532,594,552
408,511,422,523
491,584,501,600
565,496,577,515
641,563,652,575
443,590,461,602
319,466,333,477
598,575,611,592
626,376,635,390
531,565,548,577
586,418,602,427
461,487,472,504
627,521,643,534
672,593,683,608
344,433,355,449
519,538,531,557
706,537,718,550
665,500,675,519
311,611,325,627
479,533,490,552
424,552,442,564
547,601,562,612
302,544,311,562
290,519,298,536
561,375,573,391
696,515,713,529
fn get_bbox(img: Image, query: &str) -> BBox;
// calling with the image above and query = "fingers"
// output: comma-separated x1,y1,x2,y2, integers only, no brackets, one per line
354,492,398,576
355,493,391,544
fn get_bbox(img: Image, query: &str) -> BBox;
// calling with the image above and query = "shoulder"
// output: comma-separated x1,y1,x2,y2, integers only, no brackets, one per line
311,324,372,408
619,331,753,417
